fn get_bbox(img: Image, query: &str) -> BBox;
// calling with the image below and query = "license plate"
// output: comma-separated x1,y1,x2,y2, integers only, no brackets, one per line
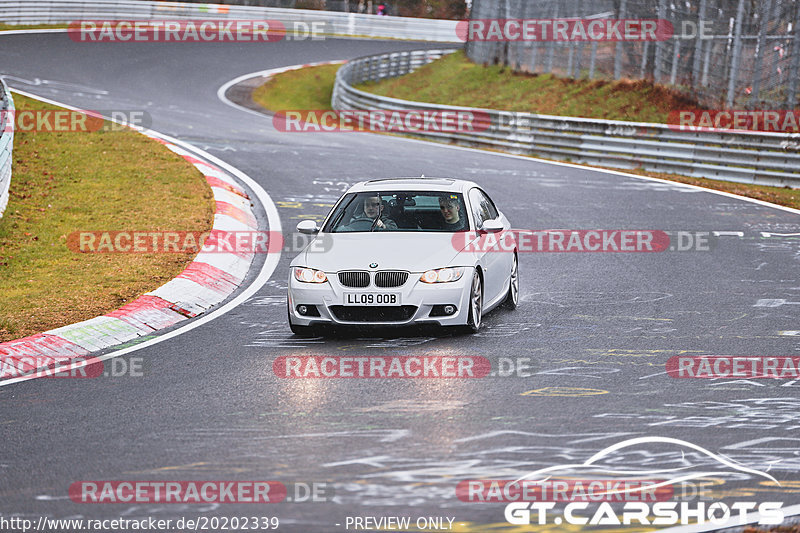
343,292,401,306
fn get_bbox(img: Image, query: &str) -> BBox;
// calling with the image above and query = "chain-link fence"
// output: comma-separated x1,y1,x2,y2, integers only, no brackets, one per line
466,0,800,109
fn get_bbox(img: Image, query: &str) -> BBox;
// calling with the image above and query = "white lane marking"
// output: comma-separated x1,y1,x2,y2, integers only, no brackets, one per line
216,61,345,119
217,63,800,218
0,29,69,36
0,88,282,388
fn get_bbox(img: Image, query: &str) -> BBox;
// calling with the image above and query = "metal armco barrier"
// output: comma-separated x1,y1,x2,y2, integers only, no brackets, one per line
0,0,460,42
333,50,800,188
0,79,14,219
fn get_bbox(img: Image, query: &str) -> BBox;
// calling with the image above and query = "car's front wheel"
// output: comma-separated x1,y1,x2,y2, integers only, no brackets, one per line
288,305,319,337
501,253,519,309
464,270,483,333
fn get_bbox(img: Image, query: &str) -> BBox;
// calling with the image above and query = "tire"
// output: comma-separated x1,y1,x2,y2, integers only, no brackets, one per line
289,322,319,337
288,305,319,337
501,253,519,310
464,269,483,333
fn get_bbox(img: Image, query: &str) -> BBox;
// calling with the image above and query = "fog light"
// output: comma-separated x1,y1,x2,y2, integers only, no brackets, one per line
444,305,456,315
297,305,308,315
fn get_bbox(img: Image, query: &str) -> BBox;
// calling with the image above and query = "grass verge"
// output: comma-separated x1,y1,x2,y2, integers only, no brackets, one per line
251,63,342,113
0,93,214,342
251,60,800,211
357,50,699,123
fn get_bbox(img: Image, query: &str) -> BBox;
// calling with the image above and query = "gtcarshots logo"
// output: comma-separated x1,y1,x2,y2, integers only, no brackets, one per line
273,110,491,133
505,436,784,527
505,501,784,526
68,20,327,42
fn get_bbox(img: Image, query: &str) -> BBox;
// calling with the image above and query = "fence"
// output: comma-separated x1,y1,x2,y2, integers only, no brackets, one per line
333,49,800,188
0,79,14,219
466,0,800,110
0,0,461,42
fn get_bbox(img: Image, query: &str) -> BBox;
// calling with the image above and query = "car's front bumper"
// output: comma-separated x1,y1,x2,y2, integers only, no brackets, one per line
288,268,474,328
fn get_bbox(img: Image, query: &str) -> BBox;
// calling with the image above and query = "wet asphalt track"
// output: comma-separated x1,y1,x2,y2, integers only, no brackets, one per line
1,33,800,532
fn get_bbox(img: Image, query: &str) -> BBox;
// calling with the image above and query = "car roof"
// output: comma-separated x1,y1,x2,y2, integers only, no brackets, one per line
348,177,479,193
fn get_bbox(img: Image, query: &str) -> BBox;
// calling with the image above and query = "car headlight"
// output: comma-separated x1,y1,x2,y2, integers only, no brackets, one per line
294,267,328,283
420,267,465,283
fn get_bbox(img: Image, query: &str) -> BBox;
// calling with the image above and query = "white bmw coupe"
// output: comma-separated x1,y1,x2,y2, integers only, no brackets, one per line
288,178,518,335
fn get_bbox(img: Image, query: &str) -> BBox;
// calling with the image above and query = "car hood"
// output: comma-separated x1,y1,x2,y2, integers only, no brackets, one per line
294,232,470,272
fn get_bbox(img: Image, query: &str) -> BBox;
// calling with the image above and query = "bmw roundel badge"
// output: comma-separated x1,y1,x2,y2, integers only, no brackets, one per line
369,262,378,268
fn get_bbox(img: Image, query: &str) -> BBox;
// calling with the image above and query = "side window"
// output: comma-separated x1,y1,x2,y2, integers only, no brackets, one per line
468,188,490,227
479,189,499,220
469,189,499,227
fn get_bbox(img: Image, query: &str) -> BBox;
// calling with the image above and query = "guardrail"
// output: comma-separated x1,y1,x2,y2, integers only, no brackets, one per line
0,0,460,42
0,78,14,218
333,50,800,188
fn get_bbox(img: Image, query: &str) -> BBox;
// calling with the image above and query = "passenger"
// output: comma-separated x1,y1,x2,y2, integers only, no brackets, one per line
438,195,468,231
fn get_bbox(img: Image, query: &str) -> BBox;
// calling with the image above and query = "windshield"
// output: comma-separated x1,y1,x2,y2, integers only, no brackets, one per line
323,191,470,233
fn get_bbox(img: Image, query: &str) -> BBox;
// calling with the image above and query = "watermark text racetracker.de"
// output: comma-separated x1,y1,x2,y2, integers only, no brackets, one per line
68,20,326,42
668,356,800,379
69,480,331,504
273,109,491,133
274,356,492,379
452,229,713,253
273,356,609,379
456,18,733,42
669,109,800,133
1,109,150,133
67,230,332,254
0,356,145,379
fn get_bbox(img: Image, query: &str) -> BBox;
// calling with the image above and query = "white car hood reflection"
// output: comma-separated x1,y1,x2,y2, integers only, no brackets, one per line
300,232,469,273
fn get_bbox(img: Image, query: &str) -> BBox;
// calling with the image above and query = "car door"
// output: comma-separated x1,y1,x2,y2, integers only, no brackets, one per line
468,188,508,305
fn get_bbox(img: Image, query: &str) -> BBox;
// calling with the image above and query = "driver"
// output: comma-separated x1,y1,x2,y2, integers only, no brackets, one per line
351,194,397,230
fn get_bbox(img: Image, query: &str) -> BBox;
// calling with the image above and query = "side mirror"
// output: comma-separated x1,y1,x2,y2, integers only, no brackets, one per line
296,220,319,235
481,218,503,233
